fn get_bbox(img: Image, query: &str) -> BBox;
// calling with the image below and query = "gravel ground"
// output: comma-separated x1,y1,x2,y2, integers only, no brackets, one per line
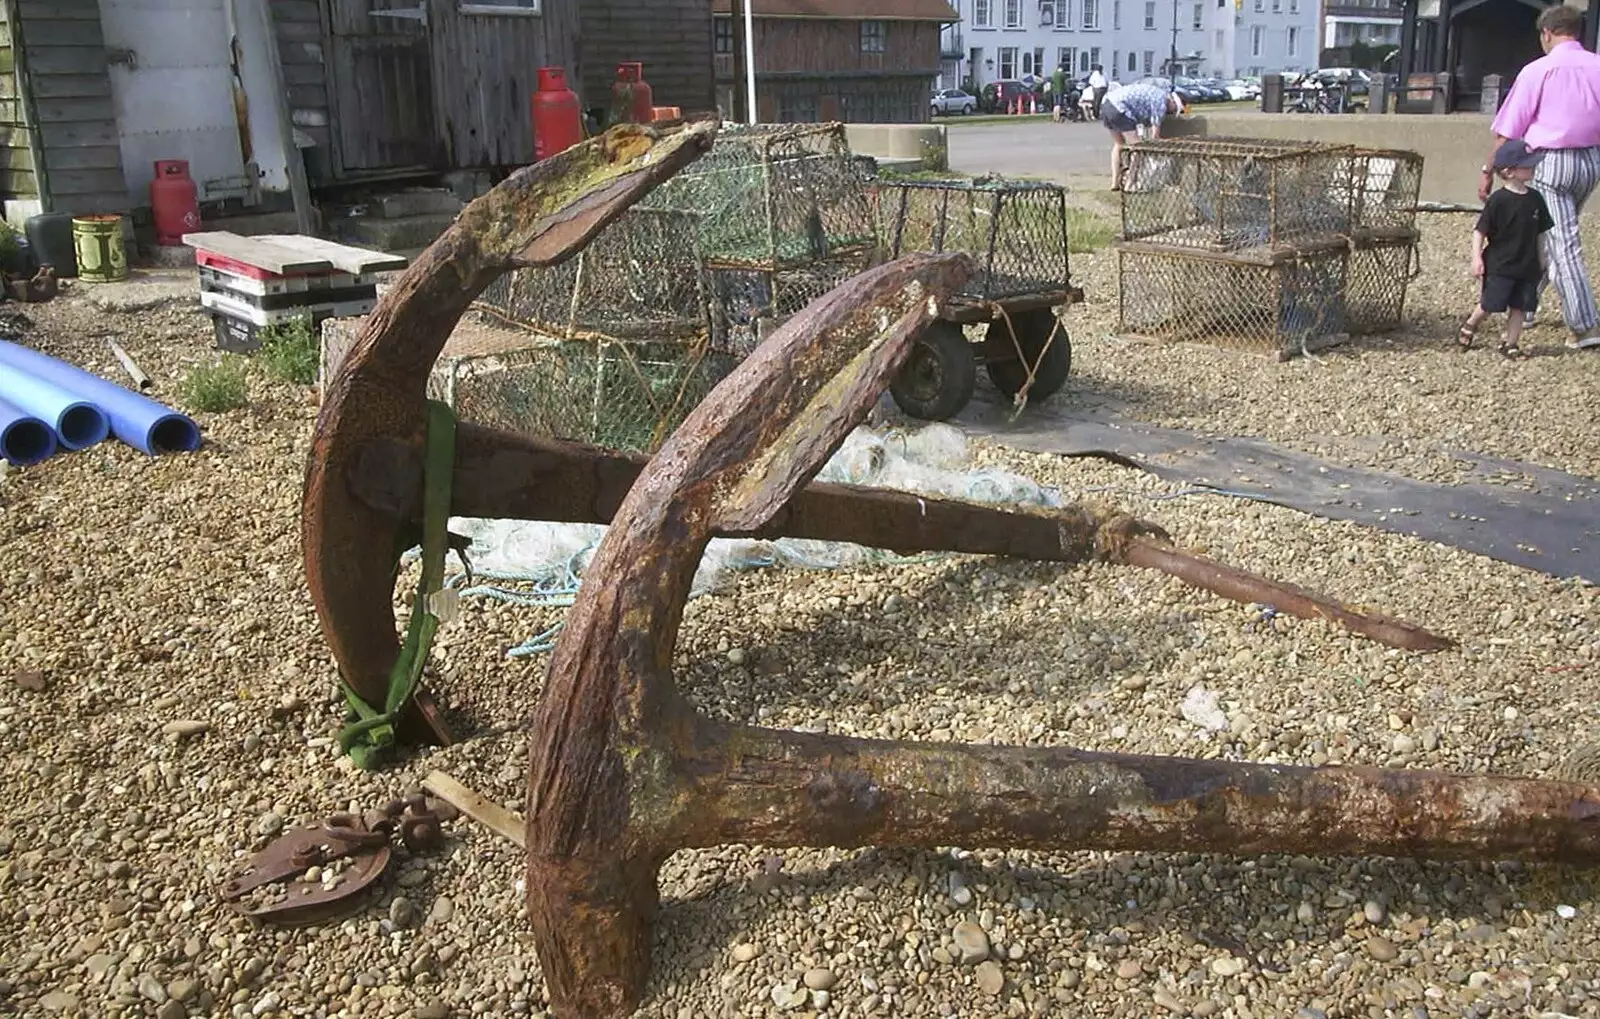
2,213,1600,1019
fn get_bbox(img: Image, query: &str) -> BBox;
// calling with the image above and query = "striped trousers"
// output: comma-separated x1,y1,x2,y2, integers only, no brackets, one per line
1532,145,1600,336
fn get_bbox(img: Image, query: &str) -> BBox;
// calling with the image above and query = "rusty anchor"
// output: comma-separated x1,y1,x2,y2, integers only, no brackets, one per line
221,794,458,927
302,121,1600,1019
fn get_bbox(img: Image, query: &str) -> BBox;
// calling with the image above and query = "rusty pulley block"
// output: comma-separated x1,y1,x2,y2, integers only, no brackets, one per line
221,792,459,927
301,121,1600,1019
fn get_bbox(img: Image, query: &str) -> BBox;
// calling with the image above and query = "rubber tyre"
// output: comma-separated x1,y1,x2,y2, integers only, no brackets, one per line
984,309,1072,402
890,320,977,421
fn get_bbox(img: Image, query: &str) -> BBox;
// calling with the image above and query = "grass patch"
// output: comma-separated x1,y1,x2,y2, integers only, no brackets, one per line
257,314,319,386
1066,206,1117,253
179,356,249,413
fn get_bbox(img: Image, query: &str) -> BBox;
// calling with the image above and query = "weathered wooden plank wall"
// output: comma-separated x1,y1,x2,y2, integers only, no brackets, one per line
579,1,715,116
0,0,43,203
270,0,334,182
747,19,940,75
428,0,578,168
3,0,127,213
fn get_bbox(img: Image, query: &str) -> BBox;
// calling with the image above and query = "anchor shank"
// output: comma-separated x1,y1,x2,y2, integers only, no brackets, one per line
680,720,1600,865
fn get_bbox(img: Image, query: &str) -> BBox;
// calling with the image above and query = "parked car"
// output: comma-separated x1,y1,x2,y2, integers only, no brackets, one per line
1305,67,1372,95
931,88,978,116
1224,78,1261,101
1139,76,1204,107
979,79,1036,113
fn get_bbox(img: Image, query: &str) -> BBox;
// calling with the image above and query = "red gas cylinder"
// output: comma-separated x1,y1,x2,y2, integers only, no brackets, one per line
608,62,654,125
531,66,583,162
150,159,200,246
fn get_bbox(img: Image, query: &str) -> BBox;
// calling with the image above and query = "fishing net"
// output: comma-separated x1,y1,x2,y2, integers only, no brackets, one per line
432,422,1070,657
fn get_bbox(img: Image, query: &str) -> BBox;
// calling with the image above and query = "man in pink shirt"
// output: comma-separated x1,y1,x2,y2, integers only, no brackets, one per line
1483,4,1600,349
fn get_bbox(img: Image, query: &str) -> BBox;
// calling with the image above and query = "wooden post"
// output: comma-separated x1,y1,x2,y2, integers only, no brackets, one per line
255,0,318,235
729,0,749,123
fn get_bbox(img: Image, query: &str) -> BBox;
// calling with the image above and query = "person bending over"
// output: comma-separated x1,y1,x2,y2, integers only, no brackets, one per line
1101,81,1183,190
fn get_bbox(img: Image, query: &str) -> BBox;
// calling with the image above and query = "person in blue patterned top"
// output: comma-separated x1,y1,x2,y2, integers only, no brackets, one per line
1101,80,1185,190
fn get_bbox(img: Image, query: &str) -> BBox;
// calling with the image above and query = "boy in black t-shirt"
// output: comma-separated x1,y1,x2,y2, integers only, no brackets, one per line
1459,138,1554,361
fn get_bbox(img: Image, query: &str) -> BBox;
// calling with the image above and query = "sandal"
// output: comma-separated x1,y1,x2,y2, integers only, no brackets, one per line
1457,319,1478,349
1498,340,1530,361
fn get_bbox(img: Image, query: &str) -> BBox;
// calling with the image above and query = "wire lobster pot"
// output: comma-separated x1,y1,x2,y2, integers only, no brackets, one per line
634,122,878,271
1119,136,1358,254
870,176,1074,307
1115,240,1352,358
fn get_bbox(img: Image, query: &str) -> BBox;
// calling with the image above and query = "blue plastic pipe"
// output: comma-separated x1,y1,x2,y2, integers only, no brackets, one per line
0,339,200,455
0,358,110,450
0,394,57,466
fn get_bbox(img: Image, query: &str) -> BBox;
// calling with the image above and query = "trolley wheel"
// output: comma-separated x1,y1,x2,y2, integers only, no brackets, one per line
984,308,1072,402
889,319,977,421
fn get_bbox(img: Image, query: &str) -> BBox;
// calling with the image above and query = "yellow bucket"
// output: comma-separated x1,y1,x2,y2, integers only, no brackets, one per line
72,214,128,283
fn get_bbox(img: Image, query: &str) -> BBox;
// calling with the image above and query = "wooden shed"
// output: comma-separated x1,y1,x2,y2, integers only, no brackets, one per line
0,0,128,220
0,0,717,225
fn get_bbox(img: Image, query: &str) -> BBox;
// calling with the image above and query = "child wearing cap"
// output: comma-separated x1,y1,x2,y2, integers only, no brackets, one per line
1459,138,1554,360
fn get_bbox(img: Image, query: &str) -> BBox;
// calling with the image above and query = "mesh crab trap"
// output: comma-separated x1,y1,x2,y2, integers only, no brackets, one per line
870,177,1073,305
1345,233,1421,335
1115,241,1351,357
1119,136,1358,253
634,122,878,270
1341,148,1425,239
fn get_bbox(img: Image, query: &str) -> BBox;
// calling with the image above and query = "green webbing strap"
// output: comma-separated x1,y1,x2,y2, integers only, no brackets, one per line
337,399,457,771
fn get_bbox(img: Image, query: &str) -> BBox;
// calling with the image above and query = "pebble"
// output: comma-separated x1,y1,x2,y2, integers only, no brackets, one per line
731,943,760,963
803,967,837,991
1392,733,1417,754
39,991,78,1012
726,647,746,665
1211,956,1246,977
952,921,991,963
139,973,168,1003
1556,904,1578,919
415,1000,450,1019
975,960,1005,996
1297,1009,1329,1019
158,1002,188,1019
1296,901,1316,923
1366,936,1400,962
255,812,284,837
1116,959,1143,979
428,896,455,925
770,982,808,1010
1153,988,1185,1013
252,992,280,1016
162,720,210,738
1364,899,1387,925
390,896,418,929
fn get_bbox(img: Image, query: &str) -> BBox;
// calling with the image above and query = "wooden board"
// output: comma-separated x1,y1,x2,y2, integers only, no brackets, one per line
254,233,410,273
421,770,526,848
179,231,334,274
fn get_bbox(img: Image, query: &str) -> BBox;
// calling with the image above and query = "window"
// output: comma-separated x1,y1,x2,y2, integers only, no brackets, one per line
1271,0,1280,11
1253,0,1263,11
1143,0,1155,27
1142,49,1153,72
1079,50,1090,72
860,20,886,52
1034,47,1045,72
1113,0,1121,28
1022,50,1034,74
974,0,993,27
1058,46,1076,72
714,17,733,54
1214,28,1223,51
1090,45,1101,67
1192,2,1202,26
1004,0,1022,27
1289,0,1298,10
779,93,817,123
1058,0,1074,28
1287,25,1298,55
459,0,540,12
1081,0,1099,28
1000,46,1018,77
1127,51,1137,72
1250,23,1263,55
1041,0,1055,24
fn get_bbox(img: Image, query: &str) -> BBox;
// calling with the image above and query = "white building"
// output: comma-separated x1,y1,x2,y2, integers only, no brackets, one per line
937,0,1321,89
